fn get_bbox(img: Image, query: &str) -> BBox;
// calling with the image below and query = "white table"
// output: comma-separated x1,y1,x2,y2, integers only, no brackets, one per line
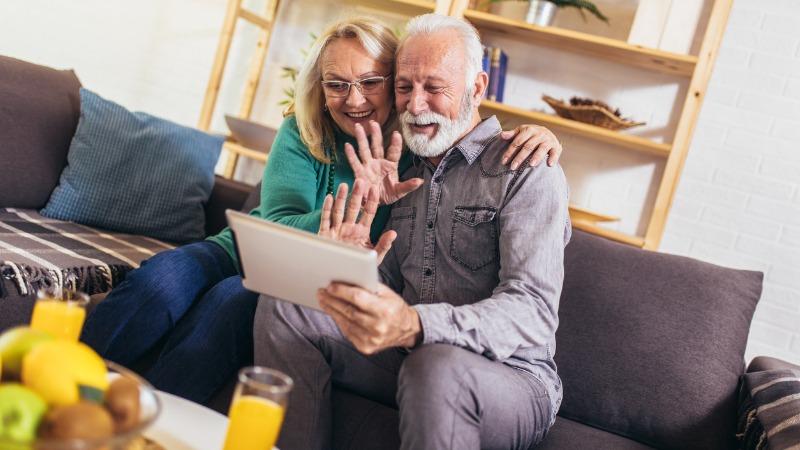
145,391,229,450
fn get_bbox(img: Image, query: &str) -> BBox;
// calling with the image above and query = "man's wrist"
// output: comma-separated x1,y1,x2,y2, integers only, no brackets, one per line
400,305,422,348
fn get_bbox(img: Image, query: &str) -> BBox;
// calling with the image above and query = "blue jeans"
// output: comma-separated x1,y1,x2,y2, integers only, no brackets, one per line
81,241,259,403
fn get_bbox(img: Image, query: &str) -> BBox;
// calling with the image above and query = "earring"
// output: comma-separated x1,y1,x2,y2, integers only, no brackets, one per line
323,104,328,111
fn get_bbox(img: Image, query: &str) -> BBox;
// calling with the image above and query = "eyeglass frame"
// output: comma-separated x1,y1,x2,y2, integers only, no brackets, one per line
320,74,392,98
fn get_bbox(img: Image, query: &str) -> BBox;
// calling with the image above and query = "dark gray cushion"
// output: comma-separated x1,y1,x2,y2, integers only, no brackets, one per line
0,55,81,209
555,230,763,450
536,417,655,450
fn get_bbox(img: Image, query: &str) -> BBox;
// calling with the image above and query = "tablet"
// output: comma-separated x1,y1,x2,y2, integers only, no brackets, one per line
226,210,379,311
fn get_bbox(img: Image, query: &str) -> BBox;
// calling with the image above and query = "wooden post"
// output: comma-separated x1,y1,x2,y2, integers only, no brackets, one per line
642,0,734,250
224,0,281,179
198,0,242,131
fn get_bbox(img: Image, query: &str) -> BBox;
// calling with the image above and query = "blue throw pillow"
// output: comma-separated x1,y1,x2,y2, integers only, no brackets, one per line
41,88,222,243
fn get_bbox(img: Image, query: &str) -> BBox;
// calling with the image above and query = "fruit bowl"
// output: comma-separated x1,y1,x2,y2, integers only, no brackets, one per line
0,361,162,450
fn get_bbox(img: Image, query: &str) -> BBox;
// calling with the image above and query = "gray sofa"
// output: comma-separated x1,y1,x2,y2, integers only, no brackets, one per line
2,54,798,449
0,54,252,329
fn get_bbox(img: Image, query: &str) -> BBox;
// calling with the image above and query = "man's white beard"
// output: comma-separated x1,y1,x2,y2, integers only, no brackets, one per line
400,93,474,158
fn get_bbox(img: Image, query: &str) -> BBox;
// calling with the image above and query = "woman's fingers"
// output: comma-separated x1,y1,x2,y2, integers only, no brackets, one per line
344,179,366,224
386,130,403,163
393,178,424,200
358,185,380,229
319,194,333,234
511,135,546,169
344,143,363,174
500,125,533,165
332,183,348,231
545,141,562,167
368,121,384,160
354,123,373,165
374,230,397,264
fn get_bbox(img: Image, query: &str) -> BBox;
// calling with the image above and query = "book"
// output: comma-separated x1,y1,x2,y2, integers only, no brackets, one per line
482,46,490,99
486,47,508,102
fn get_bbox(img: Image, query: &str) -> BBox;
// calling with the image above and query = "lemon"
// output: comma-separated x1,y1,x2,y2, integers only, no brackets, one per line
21,341,108,406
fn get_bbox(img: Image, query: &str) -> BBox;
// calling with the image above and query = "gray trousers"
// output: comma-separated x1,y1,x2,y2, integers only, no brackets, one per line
254,297,552,450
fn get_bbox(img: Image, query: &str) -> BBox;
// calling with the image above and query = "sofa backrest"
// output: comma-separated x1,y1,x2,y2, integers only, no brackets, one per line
555,230,763,450
0,55,81,209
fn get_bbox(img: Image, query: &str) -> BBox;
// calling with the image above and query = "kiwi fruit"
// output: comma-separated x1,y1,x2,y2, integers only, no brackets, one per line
39,401,114,440
105,377,141,433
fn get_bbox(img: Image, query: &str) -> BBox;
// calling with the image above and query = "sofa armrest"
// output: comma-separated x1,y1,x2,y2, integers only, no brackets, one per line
747,356,800,373
204,176,257,237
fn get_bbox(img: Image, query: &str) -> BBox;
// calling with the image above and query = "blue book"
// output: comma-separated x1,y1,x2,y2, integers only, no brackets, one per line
482,46,491,99
487,47,507,102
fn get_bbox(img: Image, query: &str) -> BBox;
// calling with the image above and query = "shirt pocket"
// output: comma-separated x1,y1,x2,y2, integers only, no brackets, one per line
449,206,499,271
389,206,416,260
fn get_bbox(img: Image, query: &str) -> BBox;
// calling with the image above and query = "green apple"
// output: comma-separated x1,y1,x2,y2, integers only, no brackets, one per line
0,327,54,380
0,383,47,444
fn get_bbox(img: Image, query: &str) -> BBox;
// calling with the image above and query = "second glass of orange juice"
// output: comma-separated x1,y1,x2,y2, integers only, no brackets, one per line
223,366,293,450
29,289,89,341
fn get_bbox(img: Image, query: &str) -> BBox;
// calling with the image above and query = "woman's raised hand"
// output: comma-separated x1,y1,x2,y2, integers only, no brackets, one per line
344,121,424,206
318,179,396,264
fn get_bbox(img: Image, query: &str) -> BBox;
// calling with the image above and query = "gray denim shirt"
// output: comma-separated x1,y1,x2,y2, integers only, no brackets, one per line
379,116,571,418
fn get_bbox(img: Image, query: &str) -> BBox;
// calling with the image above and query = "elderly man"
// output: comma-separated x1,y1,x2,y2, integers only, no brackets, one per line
255,13,570,450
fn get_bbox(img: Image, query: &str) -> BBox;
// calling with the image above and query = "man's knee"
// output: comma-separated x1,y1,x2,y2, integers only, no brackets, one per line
398,344,475,405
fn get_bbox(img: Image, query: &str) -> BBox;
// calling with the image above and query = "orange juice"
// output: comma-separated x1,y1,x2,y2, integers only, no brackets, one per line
30,299,86,341
223,395,285,450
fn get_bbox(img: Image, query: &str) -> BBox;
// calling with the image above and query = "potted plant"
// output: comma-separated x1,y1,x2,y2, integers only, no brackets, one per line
490,0,609,27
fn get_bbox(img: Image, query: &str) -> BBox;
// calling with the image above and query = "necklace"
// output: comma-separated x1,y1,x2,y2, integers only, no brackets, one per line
326,149,336,196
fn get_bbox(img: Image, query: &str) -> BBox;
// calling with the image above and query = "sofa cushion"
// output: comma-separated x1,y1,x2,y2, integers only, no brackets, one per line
0,208,174,299
0,55,81,209
41,89,223,243
555,230,763,450
536,417,655,450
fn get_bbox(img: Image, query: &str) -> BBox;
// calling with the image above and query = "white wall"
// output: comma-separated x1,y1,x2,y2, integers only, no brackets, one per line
0,0,797,365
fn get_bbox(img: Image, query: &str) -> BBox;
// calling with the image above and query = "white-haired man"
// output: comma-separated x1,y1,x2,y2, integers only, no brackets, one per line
256,14,570,450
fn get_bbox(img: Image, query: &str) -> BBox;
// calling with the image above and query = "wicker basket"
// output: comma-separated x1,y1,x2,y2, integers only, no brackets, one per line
542,95,646,131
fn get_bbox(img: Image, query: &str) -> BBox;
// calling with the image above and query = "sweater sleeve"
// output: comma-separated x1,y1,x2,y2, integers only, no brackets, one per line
257,116,324,234
207,116,324,265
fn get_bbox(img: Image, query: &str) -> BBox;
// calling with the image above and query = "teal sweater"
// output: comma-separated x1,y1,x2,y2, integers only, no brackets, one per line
208,115,411,267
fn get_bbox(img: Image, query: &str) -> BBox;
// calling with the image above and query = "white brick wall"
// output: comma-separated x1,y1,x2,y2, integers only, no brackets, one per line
0,0,798,366
662,0,800,366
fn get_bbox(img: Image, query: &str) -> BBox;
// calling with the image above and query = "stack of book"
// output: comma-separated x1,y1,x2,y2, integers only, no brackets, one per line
482,46,508,103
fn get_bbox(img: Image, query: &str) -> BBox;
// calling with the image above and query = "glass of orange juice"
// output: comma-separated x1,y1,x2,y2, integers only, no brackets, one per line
29,289,89,341
223,366,293,450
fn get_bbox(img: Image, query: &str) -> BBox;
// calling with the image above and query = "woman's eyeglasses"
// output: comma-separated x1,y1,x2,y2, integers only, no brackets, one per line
321,75,391,98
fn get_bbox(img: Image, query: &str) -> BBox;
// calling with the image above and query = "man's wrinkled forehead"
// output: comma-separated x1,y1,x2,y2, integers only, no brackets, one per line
396,31,465,78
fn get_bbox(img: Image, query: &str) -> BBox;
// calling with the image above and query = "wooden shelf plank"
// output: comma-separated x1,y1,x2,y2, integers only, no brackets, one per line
347,0,436,16
480,100,672,157
571,221,645,247
569,205,618,225
224,140,269,163
237,8,271,29
464,9,698,77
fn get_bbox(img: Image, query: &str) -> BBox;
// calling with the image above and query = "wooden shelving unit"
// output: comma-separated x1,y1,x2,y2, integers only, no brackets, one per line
200,0,733,250
347,0,443,16
462,9,698,77
481,100,672,157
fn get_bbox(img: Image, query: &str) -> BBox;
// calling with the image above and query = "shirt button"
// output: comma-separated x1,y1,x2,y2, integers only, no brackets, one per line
434,176,443,183
427,221,433,229
424,268,432,276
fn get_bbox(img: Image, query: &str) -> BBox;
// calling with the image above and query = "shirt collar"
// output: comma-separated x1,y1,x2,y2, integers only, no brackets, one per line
453,115,501,165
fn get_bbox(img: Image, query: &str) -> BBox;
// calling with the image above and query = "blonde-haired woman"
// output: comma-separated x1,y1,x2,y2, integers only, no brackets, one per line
82,16,563,405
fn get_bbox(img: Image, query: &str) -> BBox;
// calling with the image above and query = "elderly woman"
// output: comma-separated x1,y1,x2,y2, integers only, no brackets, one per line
81,16,564,403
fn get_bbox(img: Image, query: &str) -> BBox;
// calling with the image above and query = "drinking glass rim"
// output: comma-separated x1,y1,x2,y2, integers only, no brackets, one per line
238,366,294,395
36,289,90,306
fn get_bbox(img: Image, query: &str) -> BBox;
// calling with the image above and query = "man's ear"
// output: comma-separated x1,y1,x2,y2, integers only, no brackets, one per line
473,71,489,103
